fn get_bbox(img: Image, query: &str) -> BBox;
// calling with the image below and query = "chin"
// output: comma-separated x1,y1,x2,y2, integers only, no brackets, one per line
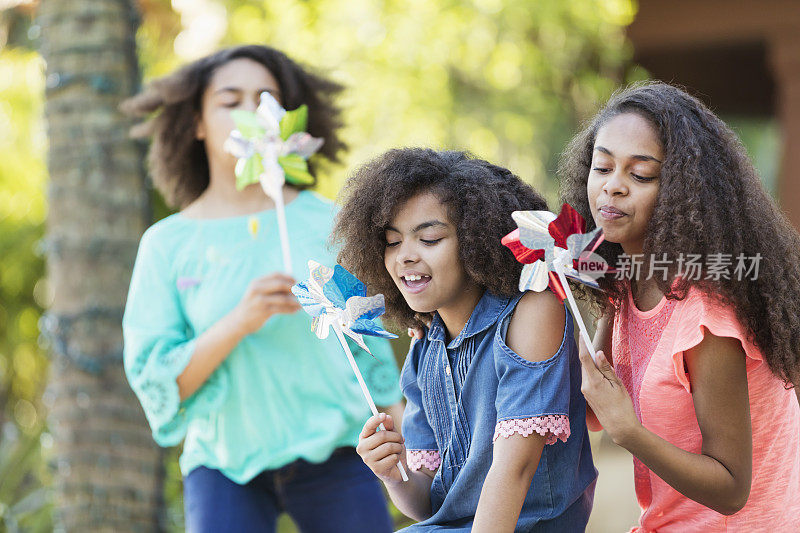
405,298,437,315
598,229,625,246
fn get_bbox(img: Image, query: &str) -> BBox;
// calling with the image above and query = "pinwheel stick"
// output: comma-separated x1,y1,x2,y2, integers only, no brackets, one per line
332,324,409,482
269,184,293,274
552,249,597,360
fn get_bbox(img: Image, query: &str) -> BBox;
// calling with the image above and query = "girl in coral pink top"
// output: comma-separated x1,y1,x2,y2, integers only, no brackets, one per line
560,82,800,532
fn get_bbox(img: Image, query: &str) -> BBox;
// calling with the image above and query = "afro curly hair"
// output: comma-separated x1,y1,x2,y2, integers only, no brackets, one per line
332,148,548,330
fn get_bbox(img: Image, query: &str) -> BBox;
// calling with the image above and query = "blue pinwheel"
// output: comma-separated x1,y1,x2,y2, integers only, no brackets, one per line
292,260,397,352
292,261,408,481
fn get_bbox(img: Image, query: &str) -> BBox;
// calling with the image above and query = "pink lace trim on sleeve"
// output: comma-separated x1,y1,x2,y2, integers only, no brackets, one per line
493,415,570,445
406,449,441,471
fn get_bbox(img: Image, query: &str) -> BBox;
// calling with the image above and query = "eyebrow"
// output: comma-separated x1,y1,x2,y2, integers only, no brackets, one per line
595,145,662,164
385,220,448,233
213,87,279,96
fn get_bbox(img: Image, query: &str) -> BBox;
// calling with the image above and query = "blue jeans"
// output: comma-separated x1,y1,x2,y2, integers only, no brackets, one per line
184,448,394,533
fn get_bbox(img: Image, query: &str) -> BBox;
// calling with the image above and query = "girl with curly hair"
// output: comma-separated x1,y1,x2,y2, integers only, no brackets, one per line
120,45,402,532
333,148,597,531
561,82,800,530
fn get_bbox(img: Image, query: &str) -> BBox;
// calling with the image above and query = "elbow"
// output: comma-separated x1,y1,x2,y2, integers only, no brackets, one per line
713,486,750,516
716,503,745,517
394,501,431,523
715,498,748,516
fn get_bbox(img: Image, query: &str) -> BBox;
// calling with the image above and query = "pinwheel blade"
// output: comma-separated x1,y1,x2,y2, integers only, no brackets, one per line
224,131,255,159
501,228,545,264
291,282,325,317
548,203,586,249
519,261,551,293
284,132,324,159
256,91,285,134
565,227,603,261
511,210,557,262
345,294,385,322
342,327,370,352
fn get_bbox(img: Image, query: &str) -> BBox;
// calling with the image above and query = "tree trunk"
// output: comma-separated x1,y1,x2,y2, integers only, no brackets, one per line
38,1,164,530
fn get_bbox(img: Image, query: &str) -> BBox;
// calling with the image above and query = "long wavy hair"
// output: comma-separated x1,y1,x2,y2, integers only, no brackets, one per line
560,81,800,386
333,148,548,330
121,44,345,208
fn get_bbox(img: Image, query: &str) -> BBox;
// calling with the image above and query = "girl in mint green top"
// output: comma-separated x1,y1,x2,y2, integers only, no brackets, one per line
121,45,401,532
124,189,401,481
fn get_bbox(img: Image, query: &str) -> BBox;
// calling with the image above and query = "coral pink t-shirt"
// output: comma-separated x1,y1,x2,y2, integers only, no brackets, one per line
613,287,800,532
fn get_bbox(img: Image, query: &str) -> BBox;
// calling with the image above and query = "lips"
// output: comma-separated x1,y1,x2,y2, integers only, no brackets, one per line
400,272,432,294
598,205,627,220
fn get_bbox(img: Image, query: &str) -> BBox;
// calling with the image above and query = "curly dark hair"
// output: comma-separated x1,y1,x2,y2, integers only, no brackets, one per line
559,81,800,386
120,44,346,208
332,148,548,330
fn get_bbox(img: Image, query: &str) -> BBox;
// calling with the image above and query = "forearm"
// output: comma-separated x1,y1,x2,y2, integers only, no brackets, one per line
384,460,434,522
617,425,750,515
473,463,535,532
176,309,248,401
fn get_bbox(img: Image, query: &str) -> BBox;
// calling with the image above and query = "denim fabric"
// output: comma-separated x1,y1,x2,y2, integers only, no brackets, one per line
183,448,394,533
399,291,597,532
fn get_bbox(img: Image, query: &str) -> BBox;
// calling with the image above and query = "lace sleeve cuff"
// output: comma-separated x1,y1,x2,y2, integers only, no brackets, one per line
493,415,570,445
406,449,441,471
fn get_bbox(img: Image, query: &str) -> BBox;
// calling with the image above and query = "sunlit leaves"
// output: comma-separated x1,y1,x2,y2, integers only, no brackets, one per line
212,0,638,200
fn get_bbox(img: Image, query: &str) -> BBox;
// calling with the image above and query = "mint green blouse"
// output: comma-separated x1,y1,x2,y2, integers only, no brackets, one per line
122,190,402,484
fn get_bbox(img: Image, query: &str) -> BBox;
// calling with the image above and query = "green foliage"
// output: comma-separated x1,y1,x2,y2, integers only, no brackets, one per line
219,0,638,201
0,423,53,532
0,47,50,528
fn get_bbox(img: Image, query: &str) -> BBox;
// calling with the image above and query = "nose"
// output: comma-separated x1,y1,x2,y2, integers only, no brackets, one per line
602,169,628,197
242,97,258,113
395,241,420,265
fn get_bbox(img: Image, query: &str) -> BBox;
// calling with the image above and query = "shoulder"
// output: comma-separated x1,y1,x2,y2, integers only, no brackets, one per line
291,190,338,234
303,189,335,208
138,214,188,258
300,190,336,217
671,286,762,368
675,286,741,333
505,290,567,363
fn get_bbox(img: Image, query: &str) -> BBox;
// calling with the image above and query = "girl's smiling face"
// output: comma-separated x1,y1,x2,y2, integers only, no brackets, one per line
384,192,480,319
587,112,663,255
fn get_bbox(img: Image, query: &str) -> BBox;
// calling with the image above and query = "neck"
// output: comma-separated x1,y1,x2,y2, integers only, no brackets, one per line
193,156,301,217
621,239,644,258
619,239,662,309
437,283,485,342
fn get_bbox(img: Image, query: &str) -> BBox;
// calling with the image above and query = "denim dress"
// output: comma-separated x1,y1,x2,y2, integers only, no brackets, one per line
399,291,597,532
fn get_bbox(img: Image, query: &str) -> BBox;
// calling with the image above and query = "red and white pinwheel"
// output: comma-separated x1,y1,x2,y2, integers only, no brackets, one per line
502,203,609,357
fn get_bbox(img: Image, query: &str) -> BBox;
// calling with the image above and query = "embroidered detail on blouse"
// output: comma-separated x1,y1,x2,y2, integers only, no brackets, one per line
406,449,441,471
493,415,570,445
176,276,202,290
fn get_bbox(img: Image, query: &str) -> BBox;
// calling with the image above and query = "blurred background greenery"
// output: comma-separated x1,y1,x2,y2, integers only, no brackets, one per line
0,0,786,531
